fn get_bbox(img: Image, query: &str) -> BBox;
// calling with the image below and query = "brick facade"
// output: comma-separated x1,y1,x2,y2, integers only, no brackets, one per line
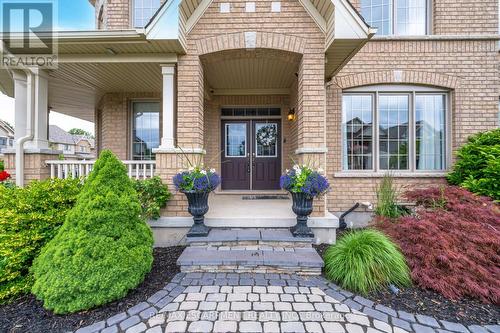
3,152,59,184
325,0,499,212
93,0,499,218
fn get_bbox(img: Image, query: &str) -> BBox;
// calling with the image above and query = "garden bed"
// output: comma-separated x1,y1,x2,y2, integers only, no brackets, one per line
314,239,500,326
0,246,185,333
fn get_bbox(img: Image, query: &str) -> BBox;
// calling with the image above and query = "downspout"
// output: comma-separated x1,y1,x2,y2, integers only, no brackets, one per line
15,70,34,187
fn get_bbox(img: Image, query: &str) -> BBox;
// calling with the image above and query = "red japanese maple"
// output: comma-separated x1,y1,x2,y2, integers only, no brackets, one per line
375,186,500,304
0,170,10,181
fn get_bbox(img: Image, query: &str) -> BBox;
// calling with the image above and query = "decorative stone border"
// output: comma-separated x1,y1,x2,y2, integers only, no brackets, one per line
73,273,499,333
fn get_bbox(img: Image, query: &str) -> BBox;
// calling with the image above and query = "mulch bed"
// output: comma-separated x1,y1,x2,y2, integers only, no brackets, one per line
313,242,500,326
368,287,500,326
0,246,185,333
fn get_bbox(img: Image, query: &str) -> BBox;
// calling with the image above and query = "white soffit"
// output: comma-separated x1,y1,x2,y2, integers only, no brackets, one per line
331,0,371,39
145,0,182,40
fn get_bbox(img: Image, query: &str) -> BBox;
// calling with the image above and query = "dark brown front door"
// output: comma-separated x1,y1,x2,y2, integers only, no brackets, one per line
221,119,281,190
252,121,281,190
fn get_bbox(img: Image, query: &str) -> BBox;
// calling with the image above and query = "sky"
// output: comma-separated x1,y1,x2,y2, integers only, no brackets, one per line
0,0,96,134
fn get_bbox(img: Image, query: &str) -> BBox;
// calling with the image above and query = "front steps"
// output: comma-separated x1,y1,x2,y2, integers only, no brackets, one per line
177,229,324,275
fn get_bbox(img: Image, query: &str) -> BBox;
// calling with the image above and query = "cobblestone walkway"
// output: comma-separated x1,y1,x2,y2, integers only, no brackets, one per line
75,273,500,333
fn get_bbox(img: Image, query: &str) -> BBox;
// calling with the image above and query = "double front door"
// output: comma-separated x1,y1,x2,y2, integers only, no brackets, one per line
221,120,281,190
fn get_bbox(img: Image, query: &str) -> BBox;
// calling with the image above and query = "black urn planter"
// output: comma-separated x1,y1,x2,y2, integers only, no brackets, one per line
183,191,211,237
290,192,315,238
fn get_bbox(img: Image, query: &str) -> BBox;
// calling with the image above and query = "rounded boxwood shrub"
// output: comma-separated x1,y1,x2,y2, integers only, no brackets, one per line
324,229,411,294
0,178,81,303
31,150,153,314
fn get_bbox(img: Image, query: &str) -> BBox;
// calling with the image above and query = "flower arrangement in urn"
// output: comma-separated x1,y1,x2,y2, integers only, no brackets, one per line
173,165,221,237
280,164,329,237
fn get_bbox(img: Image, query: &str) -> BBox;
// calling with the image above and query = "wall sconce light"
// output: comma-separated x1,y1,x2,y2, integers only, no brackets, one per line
287,108,296,121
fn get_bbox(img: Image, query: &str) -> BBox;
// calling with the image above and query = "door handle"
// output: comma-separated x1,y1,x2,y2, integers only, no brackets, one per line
247,161,251,174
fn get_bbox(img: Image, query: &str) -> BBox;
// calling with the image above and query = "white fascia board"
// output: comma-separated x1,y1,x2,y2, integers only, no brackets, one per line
298,0,326,33
186,0,214,33
145,0,181,40
332,0,371,39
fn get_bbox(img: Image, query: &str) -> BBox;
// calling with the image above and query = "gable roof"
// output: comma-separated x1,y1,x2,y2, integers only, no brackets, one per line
49,125,76,145
73,135,96,148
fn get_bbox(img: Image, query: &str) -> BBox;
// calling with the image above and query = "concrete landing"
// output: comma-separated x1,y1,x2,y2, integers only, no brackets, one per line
186,228,314,244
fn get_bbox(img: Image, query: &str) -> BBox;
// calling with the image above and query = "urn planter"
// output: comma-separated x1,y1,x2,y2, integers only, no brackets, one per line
183,191,211,237
290,192,315,238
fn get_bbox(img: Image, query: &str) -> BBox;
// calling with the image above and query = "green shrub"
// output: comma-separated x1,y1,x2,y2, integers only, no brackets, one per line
324,229,411,294
447,129,500,200
31,150,154,314
0,178,81,303
134,176,172,220
0,160,4,172
375,174,405,218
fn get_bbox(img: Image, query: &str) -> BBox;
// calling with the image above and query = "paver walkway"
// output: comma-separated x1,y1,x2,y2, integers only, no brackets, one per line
75,273,500,333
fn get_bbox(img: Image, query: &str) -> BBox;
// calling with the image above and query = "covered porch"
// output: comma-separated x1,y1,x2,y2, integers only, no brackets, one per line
0,0,374,235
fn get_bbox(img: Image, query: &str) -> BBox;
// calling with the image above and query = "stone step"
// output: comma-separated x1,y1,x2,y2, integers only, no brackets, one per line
186,228,313,248
177,247,324,276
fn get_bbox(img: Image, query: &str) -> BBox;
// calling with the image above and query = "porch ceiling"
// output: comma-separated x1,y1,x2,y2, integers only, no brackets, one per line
47,62,164,122
0,30,176,122
201,49,301,94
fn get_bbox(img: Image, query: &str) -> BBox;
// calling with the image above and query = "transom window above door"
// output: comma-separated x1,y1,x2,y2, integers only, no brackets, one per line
133,0,161,28
360,0,429,35
221,108,281,117
342,85,448,172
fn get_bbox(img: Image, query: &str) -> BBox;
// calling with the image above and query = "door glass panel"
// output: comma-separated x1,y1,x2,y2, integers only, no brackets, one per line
255,123,278,157
225,123,247,157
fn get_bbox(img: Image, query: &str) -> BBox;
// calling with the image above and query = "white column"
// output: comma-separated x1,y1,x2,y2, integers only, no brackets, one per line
12,70,28,143
26,67,49,150
159,64,175,150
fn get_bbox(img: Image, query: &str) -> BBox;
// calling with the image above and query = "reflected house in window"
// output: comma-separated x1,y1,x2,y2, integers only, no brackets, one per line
345,117,373,170
132,101,160,161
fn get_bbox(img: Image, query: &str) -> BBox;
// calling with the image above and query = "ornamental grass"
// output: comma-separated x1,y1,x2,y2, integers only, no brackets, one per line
323,229,411,294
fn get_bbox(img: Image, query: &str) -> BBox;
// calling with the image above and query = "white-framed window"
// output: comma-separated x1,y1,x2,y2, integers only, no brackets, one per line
342,85,448,172
360,0,429,35
132,101,161,160
133,0,161,28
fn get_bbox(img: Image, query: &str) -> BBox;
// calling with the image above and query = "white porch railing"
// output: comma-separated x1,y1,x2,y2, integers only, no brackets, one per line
46,160,156,180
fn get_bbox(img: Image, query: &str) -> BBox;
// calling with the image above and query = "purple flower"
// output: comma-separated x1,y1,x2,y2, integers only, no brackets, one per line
301,172,329,197
173,171,189,190
173,169,221,193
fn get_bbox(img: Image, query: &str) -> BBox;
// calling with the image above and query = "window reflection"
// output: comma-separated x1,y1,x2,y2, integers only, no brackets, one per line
134,0,161,28
343,95,373,170
379,95,409,170
226,123,247,157
416,95,445,170
132,101,160,160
